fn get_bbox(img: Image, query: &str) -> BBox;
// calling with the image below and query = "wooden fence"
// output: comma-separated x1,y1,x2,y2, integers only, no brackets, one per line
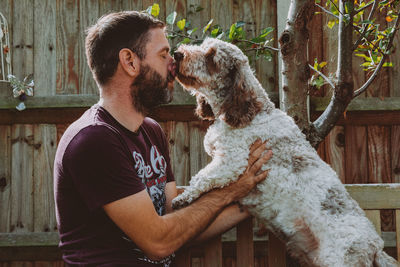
1,184,400,266
0,0,399,266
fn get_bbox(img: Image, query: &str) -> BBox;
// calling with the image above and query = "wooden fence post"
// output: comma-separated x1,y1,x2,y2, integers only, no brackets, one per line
236,218,254,267
204,236,222,267
268,232,286,267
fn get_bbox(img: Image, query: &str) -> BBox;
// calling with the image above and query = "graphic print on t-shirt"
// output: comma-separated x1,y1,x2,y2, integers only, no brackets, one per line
133,145,167,215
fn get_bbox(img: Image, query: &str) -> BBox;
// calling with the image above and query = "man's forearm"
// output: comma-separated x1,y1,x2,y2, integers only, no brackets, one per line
191,203,250,244
158,187,234,255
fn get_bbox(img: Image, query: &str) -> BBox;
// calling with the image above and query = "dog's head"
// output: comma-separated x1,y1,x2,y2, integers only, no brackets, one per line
174,38,263,128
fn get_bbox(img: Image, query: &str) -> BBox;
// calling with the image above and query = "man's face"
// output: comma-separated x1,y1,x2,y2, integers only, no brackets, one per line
130,28,175,115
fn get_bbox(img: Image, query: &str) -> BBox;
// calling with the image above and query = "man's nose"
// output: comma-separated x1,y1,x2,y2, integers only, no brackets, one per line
174,52,184,61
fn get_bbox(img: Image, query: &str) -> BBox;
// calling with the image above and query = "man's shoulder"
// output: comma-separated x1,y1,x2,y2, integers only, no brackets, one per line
56,106,122,161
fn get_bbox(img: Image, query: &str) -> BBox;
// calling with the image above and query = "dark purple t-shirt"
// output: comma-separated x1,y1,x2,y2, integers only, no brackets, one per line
53,104,175,266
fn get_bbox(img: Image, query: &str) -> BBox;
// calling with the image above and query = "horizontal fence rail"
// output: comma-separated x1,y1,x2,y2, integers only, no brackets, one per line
1,184,400,266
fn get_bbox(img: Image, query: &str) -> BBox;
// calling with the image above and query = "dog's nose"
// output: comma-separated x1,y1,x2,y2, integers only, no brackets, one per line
174,51,184,61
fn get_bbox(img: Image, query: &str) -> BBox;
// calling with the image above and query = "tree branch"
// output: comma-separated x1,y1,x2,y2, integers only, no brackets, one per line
315,3,339,19
308,0,354,148
353,0,378,51
308,64,335,89
353,12,400,97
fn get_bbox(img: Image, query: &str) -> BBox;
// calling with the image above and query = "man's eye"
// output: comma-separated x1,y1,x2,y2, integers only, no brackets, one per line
161,54,167,59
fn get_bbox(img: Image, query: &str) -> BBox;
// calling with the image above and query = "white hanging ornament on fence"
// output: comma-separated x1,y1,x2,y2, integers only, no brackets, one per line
0,11,11,81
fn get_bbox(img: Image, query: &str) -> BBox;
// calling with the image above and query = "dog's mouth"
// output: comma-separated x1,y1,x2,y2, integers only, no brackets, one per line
167,62,177,83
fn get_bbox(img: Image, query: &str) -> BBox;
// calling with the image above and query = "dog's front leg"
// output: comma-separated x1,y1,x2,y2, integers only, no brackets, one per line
172,154,247,209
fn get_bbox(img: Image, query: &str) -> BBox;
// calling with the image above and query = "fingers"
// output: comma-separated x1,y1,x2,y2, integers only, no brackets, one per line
249,150,273,175
254,169,270,183
248,139,268,166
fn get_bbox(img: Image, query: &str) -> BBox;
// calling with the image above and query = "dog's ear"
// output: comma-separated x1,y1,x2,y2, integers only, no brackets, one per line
205,47,218,74
195,94,215,121
220,66,263,128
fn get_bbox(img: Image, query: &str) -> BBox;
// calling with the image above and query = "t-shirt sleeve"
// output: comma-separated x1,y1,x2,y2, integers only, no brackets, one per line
63,124,146,211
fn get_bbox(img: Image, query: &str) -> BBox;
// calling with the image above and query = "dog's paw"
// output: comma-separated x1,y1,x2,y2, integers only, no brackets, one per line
172,194,191,210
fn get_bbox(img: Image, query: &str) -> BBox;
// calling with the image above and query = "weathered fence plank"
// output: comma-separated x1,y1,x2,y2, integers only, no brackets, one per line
0,126,11,232
79,0,99,95
10,125,34,233
166,121,190,186
204,236,222,267
33,0,57,96
236,217,254,267
33,125,57,233
56,0,80,95
12,0,34,80
367,126,394,231
345,125,368,184
324,126,345,182
393,126,400,183
268,232,286,267
189,121,209,179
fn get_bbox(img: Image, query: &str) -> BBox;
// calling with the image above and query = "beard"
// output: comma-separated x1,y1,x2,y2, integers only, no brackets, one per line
130,63,173,115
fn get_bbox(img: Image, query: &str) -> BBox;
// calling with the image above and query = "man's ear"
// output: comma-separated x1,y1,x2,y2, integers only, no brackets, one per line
119,48,140,77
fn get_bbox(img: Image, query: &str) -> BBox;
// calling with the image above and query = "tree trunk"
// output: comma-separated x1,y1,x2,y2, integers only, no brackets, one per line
279,0,314,132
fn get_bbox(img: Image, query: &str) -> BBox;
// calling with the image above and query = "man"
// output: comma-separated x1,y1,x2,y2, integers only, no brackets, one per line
54,11,272,266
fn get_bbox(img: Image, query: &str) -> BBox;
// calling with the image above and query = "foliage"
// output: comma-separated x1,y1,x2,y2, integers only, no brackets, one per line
312,0,399,88
145,3,276,67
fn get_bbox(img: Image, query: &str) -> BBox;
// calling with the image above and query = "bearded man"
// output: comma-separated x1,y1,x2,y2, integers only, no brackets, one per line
53,11,272,267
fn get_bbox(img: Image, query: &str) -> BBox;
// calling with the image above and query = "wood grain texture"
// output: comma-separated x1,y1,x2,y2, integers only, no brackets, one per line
56,0,80,94
268,232,286,267
165,121,190,186
210,0,232,30
367,125,393,231
345,125,368,184
12,0,34,79
204,236,222,267
10,125,34,233
188,121,210,179
365,210,382,235
367,126,392,184
392,125,400,183
0,126,11,232
236,217,254,267
33,125,57,233
390,27,400,97
33,0,57,96
79,0,99,95
324,126,345,182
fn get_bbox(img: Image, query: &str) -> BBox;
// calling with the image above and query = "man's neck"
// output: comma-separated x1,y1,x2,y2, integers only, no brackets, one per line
98,94,144,133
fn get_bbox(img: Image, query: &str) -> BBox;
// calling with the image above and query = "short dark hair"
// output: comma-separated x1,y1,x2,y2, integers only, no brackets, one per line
85,11,165,85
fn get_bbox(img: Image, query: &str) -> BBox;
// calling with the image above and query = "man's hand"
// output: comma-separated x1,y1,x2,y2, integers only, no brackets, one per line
220,139,272,203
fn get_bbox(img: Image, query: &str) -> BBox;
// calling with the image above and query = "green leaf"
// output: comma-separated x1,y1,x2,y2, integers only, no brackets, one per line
166,11,177,25
327,20,336,29
177,19,186,31
187,28,198,36
203,19,213,33
211,28,220,37
182,38,191,44
383,62,393,67
229,23,237,40
151,3,160,17
195,6,204,12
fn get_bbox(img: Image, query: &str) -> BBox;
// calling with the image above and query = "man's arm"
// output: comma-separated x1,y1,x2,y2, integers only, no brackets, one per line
104,140,271,260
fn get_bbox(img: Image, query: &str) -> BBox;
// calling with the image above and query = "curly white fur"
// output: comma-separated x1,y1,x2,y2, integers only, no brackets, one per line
172,38,399,267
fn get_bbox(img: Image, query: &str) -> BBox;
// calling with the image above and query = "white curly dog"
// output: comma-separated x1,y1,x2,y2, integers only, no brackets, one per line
171,38,398,267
